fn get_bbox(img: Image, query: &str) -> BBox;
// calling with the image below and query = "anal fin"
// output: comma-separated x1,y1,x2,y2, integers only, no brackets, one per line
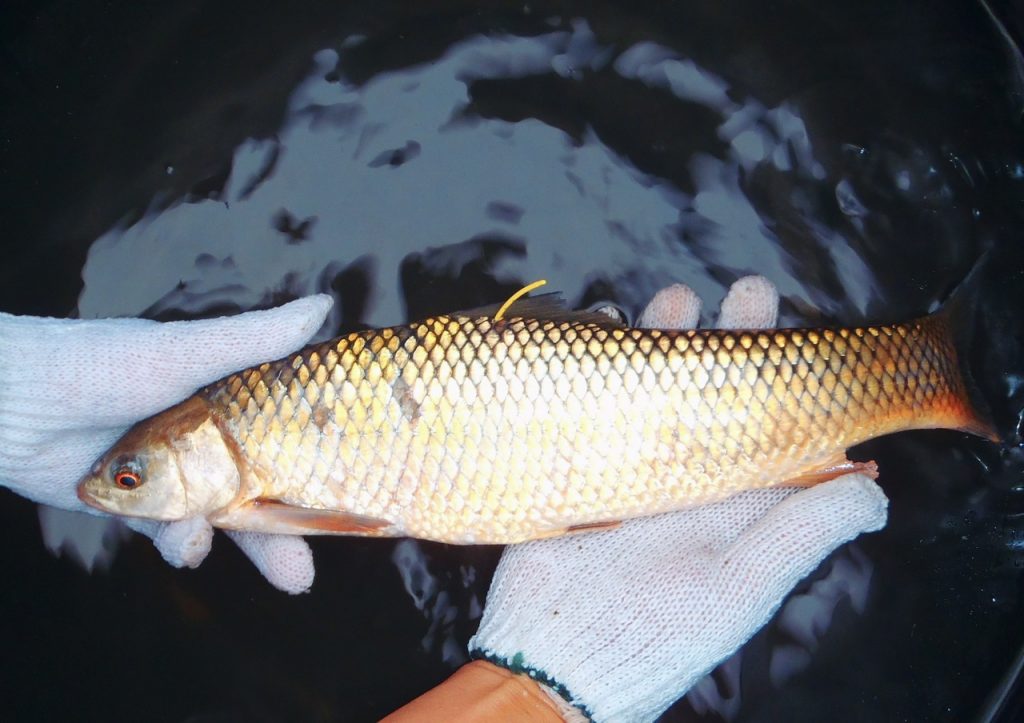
528,519,623,541
781,454,879,487
566,520,622,534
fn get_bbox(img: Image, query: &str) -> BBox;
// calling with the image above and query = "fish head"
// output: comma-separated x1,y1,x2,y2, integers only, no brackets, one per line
77,398,241,521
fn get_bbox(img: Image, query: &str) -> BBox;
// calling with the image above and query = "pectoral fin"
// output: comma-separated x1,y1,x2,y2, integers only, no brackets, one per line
781,454,879,487
221,498,393,536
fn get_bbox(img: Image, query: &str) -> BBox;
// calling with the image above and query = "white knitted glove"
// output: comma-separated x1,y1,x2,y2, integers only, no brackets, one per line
0,296,332,593
470,278,890,722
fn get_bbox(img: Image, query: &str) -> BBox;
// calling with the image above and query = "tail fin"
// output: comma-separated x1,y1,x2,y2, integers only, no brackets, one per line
934,252,1001,443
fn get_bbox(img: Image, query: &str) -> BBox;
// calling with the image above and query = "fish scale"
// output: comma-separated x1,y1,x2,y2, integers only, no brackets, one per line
179,309,981,543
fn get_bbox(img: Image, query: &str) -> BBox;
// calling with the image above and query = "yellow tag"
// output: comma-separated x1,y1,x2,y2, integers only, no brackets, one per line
494,279,548,321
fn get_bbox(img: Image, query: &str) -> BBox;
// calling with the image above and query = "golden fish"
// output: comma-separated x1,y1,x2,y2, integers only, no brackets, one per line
77,285,996,543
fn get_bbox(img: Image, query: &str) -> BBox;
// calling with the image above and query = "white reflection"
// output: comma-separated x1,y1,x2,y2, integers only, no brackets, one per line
688,651,742,720
79,21,870,329
391,539,475,666
37,506,130,572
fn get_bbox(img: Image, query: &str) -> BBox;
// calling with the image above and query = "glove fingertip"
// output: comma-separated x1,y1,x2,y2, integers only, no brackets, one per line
721,475,889,594
719,275,779,329
638,284,701,330
278,294,335,337
133,517,214,569
228,531,315,594
841,473,889,532
206,293,334,360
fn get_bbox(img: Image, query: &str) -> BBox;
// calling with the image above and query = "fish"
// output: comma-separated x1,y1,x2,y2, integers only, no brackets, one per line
77,281,997,544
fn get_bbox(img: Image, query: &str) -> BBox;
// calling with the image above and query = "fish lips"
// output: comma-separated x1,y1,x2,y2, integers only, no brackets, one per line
76,475,117,513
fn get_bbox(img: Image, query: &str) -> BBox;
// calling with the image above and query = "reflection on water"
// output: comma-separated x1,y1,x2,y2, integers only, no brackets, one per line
79,21,883,329
4,2,1024,721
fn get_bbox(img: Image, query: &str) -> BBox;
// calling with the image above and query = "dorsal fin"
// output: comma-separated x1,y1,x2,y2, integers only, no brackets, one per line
452,292,627,328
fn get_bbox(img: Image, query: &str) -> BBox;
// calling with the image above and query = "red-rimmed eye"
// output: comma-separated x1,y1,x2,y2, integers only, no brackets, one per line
114,470,142,489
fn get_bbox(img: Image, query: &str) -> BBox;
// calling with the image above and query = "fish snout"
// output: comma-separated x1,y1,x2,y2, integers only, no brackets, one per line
76,476,109,512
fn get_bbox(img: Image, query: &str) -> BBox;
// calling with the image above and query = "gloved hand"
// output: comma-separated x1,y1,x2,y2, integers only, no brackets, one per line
469,278,890,722
0,296,333,593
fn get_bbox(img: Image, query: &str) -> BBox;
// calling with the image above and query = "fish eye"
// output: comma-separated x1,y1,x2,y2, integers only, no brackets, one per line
110,458,145,490
114,470,142,490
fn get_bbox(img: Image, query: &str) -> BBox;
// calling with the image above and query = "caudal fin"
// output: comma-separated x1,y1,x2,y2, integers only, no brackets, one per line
933,252,1001,443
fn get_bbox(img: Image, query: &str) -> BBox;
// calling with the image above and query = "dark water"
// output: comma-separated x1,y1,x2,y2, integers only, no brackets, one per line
2,1,1024,721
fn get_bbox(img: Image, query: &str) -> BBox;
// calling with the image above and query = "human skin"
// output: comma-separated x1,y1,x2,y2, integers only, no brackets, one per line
381,660,564,723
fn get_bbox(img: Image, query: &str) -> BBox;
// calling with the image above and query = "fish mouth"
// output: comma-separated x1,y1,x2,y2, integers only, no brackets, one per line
76,479,108,512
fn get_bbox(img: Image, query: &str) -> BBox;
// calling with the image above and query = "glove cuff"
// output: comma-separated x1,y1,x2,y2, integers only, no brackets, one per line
468,648,592,722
